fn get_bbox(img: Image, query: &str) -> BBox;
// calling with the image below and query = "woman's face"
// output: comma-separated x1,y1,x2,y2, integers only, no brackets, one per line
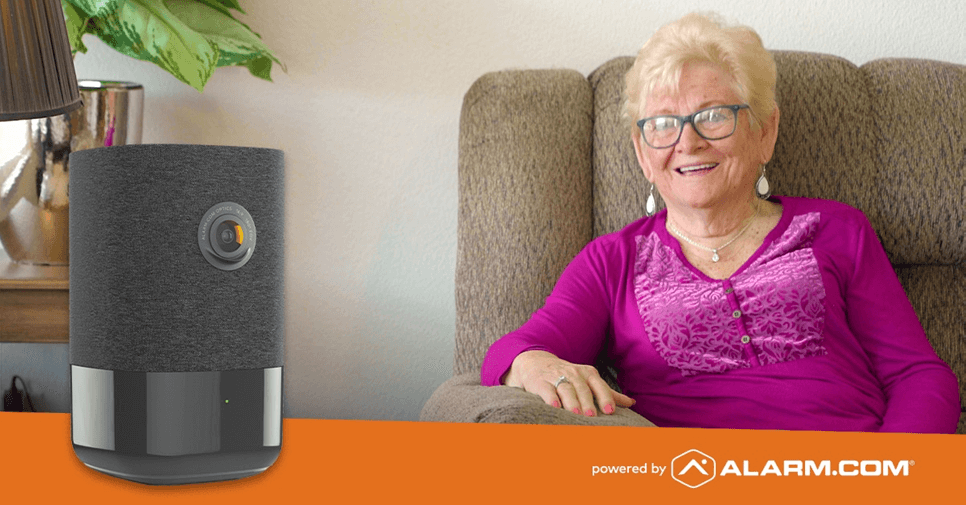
633,62,779,213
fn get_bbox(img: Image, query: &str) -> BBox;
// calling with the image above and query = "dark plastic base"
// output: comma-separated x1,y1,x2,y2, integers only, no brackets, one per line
74,444,280,485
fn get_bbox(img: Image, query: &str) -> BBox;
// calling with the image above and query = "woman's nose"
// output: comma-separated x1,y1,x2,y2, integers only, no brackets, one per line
675,122,708,152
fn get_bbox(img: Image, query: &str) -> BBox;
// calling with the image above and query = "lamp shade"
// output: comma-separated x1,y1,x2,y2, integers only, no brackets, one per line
0,0,81,121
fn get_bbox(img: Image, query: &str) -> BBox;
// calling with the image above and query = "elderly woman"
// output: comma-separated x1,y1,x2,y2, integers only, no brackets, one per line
479,13,960,432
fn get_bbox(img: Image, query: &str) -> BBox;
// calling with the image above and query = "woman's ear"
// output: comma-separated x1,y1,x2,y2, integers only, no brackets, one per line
632,129,654,181
758,104,780,164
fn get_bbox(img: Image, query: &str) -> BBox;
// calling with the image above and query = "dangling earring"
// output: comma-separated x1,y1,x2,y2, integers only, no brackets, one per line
645,183,657,217
756,165,771,200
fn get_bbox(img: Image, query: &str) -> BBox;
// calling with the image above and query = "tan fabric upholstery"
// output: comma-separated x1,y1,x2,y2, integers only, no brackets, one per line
422,51,965,432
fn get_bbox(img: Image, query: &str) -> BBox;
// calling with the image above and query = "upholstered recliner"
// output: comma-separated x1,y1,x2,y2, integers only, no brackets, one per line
420,51,965,433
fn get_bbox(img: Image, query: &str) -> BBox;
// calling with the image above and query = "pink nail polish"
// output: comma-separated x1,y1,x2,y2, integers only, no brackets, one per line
603,404,614,414
551,401,560,408
572,408,581,415
585,409,596,417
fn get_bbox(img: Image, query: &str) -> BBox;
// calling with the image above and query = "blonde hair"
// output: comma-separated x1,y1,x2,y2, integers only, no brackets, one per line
624,13,776,133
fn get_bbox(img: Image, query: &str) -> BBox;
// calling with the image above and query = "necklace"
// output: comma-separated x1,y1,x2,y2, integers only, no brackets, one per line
666,202,761,263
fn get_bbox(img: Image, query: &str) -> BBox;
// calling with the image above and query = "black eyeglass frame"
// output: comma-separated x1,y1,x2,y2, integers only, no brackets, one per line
636,104,751,149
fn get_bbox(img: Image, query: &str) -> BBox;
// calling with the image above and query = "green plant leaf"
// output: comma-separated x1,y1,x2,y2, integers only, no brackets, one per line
241,55,272,81
93,0,218,92
65,0,125,18
62,1,91,55
189,0,232,17
167,0,282,76
193,0,246,16
186,0,261,51
214,0,245,14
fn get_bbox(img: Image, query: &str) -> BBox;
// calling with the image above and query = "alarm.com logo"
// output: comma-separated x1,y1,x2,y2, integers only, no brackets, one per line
671,449,717,488
670,448,913,489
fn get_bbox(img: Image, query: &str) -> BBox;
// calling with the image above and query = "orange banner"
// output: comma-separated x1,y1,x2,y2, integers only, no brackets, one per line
2,412,962,503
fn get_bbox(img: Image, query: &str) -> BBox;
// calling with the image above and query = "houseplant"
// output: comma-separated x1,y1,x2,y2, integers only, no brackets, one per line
61,0,284,92
0,1,285,264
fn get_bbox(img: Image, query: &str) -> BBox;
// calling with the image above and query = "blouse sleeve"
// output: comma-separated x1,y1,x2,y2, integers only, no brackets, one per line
844,212,960,433
479,239,616,386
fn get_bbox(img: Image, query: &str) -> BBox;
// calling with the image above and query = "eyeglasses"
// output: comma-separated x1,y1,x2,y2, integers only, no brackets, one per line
637,104,750,149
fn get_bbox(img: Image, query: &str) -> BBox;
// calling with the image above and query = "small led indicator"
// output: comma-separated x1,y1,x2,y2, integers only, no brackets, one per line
225,399,229,404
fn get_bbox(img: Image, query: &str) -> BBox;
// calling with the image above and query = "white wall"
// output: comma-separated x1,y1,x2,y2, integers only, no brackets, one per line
65,0,965,420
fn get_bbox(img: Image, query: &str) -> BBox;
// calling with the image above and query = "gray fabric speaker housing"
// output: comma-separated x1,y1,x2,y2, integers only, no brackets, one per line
69,144,284,373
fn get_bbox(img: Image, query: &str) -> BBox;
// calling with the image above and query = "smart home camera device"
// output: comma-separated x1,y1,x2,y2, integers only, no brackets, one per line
68,144,284,485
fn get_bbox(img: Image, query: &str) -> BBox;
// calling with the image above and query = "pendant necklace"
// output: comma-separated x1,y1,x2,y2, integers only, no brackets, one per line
666,203,761,263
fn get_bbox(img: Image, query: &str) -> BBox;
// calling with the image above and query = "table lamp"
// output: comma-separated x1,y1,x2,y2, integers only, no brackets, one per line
0,0,81,121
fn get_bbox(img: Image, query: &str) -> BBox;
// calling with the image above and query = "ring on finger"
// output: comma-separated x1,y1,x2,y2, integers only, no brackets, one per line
553,375,570,389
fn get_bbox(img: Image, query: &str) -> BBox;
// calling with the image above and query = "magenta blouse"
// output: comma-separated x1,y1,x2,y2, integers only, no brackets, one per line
480,196,960,433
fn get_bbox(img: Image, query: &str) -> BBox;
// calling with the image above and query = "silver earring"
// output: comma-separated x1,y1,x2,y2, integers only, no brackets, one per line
756,165,771,199
645,183,657,217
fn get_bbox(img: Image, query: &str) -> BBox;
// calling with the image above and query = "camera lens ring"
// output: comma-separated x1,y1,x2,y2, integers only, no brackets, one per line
198,202,257,271
208,215,249,260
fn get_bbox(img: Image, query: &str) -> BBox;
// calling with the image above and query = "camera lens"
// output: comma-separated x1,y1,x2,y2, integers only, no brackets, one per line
216,220,242,253
199,202,256,271
211,220,243,256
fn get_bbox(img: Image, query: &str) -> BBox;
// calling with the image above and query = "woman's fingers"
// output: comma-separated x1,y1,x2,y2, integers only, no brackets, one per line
555,380,580,414
532,373,593,416
529,379,563,409
612,390,637,408
568,375,601,416
556,379,597,416
586,375,617,415
506,350,637,416
586,375,637,414
554,368,634,417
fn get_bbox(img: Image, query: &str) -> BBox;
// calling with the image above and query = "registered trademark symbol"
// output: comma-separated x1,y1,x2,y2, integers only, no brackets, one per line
910,461,915,466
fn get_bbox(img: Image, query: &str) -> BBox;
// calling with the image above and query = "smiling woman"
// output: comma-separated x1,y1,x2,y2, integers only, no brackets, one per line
479,12,961,434
632,61,781,267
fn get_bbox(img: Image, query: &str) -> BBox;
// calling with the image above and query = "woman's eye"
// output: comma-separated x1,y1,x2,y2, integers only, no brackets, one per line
650,118,678,131
702,109,730,123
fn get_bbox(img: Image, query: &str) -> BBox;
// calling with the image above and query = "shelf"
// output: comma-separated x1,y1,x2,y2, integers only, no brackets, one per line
0,247,69,343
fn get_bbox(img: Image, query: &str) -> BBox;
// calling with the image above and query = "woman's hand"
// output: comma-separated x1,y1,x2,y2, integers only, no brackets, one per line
501,350,636,416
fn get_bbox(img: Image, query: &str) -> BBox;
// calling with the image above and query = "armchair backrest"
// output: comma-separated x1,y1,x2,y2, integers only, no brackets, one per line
455,52,965,421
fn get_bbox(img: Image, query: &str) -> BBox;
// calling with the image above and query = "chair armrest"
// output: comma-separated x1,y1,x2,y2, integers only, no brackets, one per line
420,372,656,427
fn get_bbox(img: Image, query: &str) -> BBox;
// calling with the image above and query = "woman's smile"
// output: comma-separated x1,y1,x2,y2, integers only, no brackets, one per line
675,162,719,175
